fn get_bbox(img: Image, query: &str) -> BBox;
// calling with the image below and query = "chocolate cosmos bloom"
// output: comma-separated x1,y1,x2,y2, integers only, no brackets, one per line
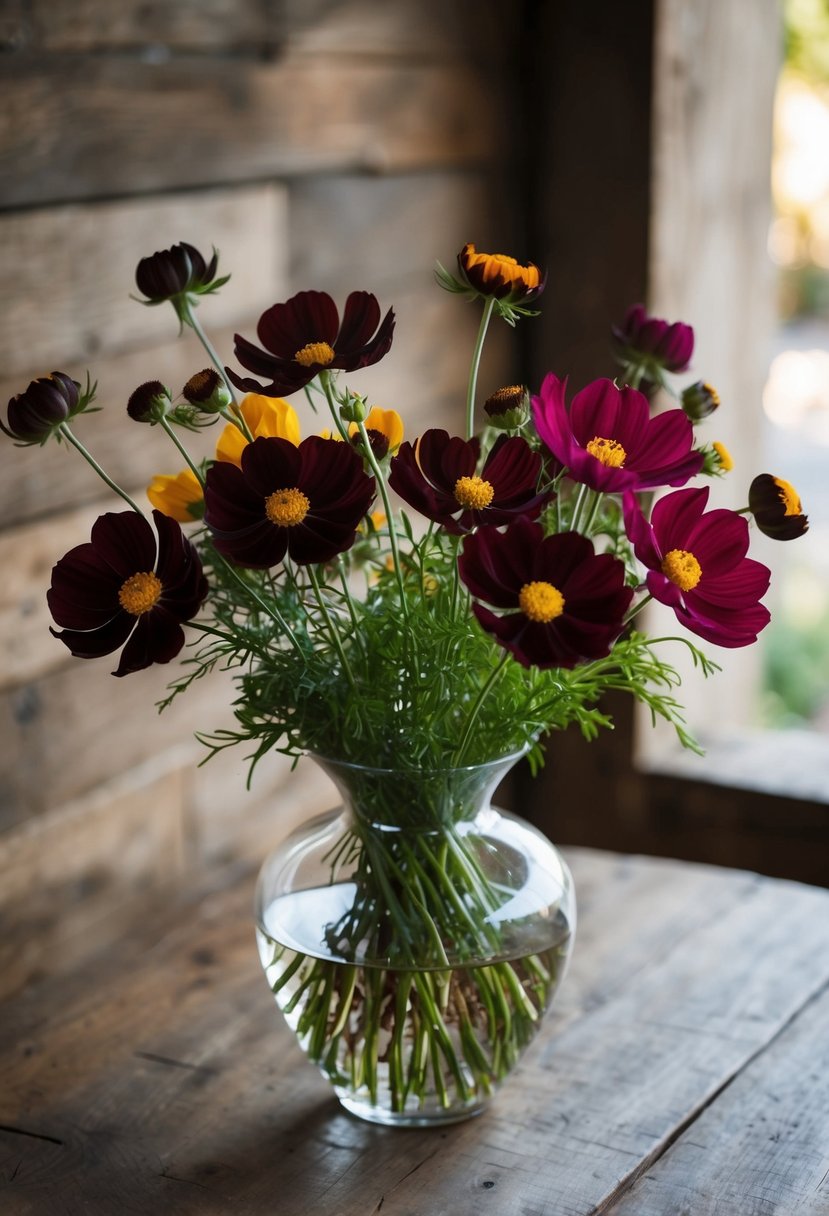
389,431,549,535
748,474,809,540
623,486,771,648
227,290,395,398
459,519,633,669
48,510,208,677
532,374,703,493
611,304,694,374
204,435,376,568
135,242,221,304
2,372,85,445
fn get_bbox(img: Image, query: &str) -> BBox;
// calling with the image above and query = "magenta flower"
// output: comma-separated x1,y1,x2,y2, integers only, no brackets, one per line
623,487,771,648
389,431,549,535
204,435,375,568
48,510,208,677
227,290,395,398
532,373,703,493
459,518,632,669
611,304,694,374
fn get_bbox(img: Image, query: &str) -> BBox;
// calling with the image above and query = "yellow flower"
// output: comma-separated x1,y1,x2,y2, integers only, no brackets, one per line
215,393,301,466
147,469,204,522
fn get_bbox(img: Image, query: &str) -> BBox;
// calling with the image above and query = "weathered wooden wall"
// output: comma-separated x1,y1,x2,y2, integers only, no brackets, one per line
0,0,519,997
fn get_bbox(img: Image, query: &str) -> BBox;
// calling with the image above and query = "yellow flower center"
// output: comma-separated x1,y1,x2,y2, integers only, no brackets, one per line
294,342,335,368
586,436,627,468
118,571,162,616
518,581,565,622
454,475,495,510
774,477,802,516
661,549,702,592
265,487,310,527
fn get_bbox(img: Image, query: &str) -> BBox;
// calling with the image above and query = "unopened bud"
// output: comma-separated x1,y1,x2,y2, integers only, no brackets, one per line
182,368,231,413
484,384,529,430
340,392,368,425
681,380,720,423
127,380,171,424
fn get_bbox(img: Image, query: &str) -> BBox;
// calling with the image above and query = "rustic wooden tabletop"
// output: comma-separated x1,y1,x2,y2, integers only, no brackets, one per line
2,847,828,1215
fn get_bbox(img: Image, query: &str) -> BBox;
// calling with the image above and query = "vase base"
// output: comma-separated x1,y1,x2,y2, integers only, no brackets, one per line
336,1091,489,1128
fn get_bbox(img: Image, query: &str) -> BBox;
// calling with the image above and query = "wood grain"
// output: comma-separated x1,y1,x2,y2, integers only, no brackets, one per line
0,185,287,375
1,851,827,1214
1,54,500,209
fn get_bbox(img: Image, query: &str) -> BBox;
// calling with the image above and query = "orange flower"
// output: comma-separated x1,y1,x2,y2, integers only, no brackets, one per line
457,244,544,305
147,469,204,521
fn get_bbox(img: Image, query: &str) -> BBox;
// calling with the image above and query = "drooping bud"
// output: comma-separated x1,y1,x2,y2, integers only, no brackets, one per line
611,304,694,376
748,474,809,540
182,368,232,414
1,372,92,445
484,384,529,430
127,380,172,424
681,380,720,422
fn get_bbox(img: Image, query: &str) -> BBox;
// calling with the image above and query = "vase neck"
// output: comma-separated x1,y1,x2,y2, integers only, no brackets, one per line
309,751,523,831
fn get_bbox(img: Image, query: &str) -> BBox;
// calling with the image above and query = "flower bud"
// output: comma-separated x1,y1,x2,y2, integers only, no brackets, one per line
135,242,221,304
340,393,368,425
701,441,733,476
127,381,172,424
1,372,90,445
681,380,720,422
182,368,232,414
748,474,809,540
611,304,694,375
484,384,529,430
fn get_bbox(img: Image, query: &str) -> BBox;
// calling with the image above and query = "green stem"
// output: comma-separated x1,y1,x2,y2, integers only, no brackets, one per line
466,296,495,439
159,417,205,485
453,652,510,764
355,419,410,623
320,371,350,442
59,424,144,514
307,565,356,689
624,591,653,626
214,551,304,656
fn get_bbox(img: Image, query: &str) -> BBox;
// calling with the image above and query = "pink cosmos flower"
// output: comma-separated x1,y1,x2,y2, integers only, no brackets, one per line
623,486,771,648
611,304,694,374
532,373,703,493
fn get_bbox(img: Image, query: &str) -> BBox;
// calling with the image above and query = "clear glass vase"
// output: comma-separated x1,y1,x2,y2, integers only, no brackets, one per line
254,750,575,1127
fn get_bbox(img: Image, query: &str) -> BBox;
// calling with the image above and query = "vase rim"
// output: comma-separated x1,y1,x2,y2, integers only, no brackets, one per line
306,743,531,779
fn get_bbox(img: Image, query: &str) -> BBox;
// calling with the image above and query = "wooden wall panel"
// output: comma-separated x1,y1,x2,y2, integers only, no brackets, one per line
2,55,500,209
0,185,286,374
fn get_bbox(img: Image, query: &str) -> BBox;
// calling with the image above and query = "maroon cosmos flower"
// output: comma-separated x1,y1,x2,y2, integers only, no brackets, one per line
227,290,395,398
48,510,208,677
532,373,703,493
135,242,222,304
459,518,633,669
611,304,694,374
204,435,375,568
2,372,90,445
389,431,550,535
623,486,771,648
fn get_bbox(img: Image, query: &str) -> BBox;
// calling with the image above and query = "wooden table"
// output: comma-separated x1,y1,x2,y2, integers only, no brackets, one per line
2,848,829,1215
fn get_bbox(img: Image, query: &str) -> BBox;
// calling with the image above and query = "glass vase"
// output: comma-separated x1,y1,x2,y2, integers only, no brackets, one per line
254,750,575,1127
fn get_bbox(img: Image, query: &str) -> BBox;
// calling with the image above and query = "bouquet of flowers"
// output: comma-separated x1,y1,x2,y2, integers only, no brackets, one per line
4,240,808,1124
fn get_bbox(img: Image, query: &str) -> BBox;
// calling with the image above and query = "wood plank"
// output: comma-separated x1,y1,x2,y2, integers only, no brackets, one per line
0,185,287,374
1,54,500,209
605,981,829,1214
25,0,480,55
0,755,187,998
1,853,827,1214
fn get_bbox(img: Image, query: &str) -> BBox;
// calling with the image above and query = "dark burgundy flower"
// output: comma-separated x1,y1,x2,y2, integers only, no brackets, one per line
2,372,89,445
611,304,694,374
456,244,545,306
748,474,809,540
204,435,375,568
135,242,222,304
227,290,395,398
459,518,632,669
48,510,208,677
532,373,703,493
389,430,550,535
182,368,231,414
623,486,771,648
